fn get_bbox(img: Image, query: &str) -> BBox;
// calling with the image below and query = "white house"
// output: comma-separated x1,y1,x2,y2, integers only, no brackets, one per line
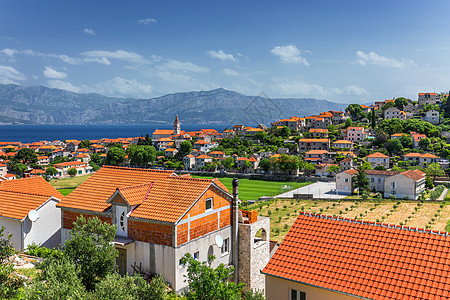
423,110,440,124
0,177,63,250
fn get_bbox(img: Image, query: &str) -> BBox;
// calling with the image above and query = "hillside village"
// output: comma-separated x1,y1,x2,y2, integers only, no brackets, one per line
1,91,450,299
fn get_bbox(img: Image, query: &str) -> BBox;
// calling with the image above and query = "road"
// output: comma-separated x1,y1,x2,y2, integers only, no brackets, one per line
274,181,348,199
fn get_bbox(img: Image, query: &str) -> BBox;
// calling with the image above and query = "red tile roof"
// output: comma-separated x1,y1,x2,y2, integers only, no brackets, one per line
263,213,450,300
400,169,425,181
0,190,55,220
57,166,230,223
0,176,64,198
343,169,358,176
367,152,389,158
53,161,88,168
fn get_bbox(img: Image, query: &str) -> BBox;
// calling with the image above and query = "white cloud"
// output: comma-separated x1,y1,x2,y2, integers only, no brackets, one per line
270,45,309,66
0,65,26,84
332,85,369,96
43,66,67,79
270,78,325,97
221,68,239,76
93,77,153,97
80,50,149,64
138,18,157,25
83,28,96,35
46,80,80,93
158,59,209,73
83,57,111,65
356,51,415,68
208,50,236,62
0,48,17,57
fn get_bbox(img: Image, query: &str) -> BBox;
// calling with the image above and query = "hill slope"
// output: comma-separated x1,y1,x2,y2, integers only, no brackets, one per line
0,84,347,125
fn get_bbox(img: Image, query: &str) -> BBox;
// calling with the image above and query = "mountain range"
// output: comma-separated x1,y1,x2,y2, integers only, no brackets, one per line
0,84,348,125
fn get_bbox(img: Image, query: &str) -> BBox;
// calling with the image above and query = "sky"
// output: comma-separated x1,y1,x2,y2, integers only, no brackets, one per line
1,0,450,103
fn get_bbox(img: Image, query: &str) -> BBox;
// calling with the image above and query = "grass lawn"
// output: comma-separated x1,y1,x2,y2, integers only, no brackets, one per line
58,188,75,196
246,199,450,243
191,176,311,200
49,174,92,189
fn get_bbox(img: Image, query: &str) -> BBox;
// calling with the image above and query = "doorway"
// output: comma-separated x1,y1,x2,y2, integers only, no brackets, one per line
117,248,127,275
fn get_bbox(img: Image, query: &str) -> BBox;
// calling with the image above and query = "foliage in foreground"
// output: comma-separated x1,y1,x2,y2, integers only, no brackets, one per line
0,226,25,299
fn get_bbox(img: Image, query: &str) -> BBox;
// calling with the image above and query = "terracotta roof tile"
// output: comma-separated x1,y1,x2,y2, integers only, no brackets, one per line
57,166,231,223
366,170,400,176
0,176,64,198
400,170,426,181
344,169,358,175
0,190,55,220
367,152,389,158
262,213,450,300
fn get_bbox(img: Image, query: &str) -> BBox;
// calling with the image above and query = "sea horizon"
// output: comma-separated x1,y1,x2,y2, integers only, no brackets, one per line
0,124,232,143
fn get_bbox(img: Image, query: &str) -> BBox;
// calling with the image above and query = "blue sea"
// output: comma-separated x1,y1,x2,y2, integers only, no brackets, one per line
0,124,230,143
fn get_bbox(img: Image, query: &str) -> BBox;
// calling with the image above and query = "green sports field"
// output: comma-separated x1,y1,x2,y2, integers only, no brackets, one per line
192,176,311,200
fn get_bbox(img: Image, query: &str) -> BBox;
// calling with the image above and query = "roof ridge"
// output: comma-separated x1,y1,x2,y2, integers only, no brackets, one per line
299,212,450,237
0,189,54,198
118,182,152,190
102,165,174,174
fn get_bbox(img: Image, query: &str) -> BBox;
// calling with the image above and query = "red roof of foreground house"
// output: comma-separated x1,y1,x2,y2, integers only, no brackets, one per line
0,176,63,198
57,166,230,223
263,212,450,300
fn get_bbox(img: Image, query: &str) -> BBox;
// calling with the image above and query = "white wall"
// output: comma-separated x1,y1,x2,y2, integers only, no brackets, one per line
23,198,61,249
0,217,22,250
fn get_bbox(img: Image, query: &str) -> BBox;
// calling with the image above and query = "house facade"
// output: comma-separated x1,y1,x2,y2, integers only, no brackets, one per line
418,92,440,106
384,170,426,200
345,127,367,142
298,139,330,153
0,177,63,250
57,167,270,293
423,110,440,124
366,152,390,169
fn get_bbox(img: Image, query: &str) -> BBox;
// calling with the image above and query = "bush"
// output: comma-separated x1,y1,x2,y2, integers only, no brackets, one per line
27,243,63,259
68,167,77,176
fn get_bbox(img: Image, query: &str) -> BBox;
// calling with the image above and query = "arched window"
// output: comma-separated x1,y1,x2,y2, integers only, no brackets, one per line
207,245,214,264
254,228,267,247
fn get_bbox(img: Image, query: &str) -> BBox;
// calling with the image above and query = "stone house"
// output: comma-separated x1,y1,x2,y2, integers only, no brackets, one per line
57,167,270,293
339,157,354,171
384,170,426,200
366,152,390,169
418,92,440,106
403,152,438,167
384,107,407,120
304,150,329,164
309,128,328,138
0,177,63,250
345,127,367,142
165,148,178,158
194,154,213,170
183,155,195,171
332,140,353,150
262,212,450,300
335,169,357,194
411,132,426,149
37,155,50,166
298,139,330,153
423,110,440,124
366,170,400,192
315,163,338,177
208,151,225,160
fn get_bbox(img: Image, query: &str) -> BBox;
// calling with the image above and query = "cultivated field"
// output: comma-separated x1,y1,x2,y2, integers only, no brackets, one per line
246,199,450,243
50,174,92,191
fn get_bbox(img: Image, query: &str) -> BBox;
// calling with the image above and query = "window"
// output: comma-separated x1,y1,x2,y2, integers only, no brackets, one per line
344,178,349,183
392,182,397,189
290,289,306,300
194,251,199,260
119,211,126,232
221,238,229,254
205,198,213,211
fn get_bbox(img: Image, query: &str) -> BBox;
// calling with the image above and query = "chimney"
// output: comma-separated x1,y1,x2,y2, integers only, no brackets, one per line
232,178,239,283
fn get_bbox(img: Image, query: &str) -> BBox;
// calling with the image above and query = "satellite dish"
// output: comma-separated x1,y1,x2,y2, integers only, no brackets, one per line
215,235,223,248
28,210,39,222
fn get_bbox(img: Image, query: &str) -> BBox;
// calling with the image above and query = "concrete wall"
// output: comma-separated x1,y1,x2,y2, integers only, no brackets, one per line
336,172,352,194
0,217,22,250
384,174,424,200
265,275,359,300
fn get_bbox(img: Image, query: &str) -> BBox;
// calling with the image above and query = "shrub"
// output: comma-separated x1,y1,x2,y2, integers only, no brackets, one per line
27,243,63,259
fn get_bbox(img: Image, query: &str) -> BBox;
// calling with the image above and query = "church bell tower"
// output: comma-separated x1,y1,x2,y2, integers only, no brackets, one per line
173,115,181,135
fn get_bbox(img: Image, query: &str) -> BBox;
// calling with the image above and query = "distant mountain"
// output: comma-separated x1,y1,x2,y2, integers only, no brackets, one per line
0,84,347,125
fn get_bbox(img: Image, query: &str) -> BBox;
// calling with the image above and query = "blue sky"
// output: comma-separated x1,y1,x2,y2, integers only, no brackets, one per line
1,0,450,103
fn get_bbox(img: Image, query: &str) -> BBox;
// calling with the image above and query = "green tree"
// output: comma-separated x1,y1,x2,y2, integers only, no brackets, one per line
328,165,340,175
14,147,38,165
26,258,87,300
441,93,450,118
129,146,156,167
355,165,370,192
68,167,77,176
0,226,24,299
45,166,58,176
92,273,168,300
303,163,316,175
89,153,103,166
374,165,387,171
425,163,444,180
181,253,244,300
12,162,28,176
346,104,366,120
106,147,126,166
178,140,193,158
259,159,271,172
418,137,431,151
62,216,117,290
385,139,402,155
79,139,92,149
394,97,409,110
222,157,235,169
344,118,353,128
